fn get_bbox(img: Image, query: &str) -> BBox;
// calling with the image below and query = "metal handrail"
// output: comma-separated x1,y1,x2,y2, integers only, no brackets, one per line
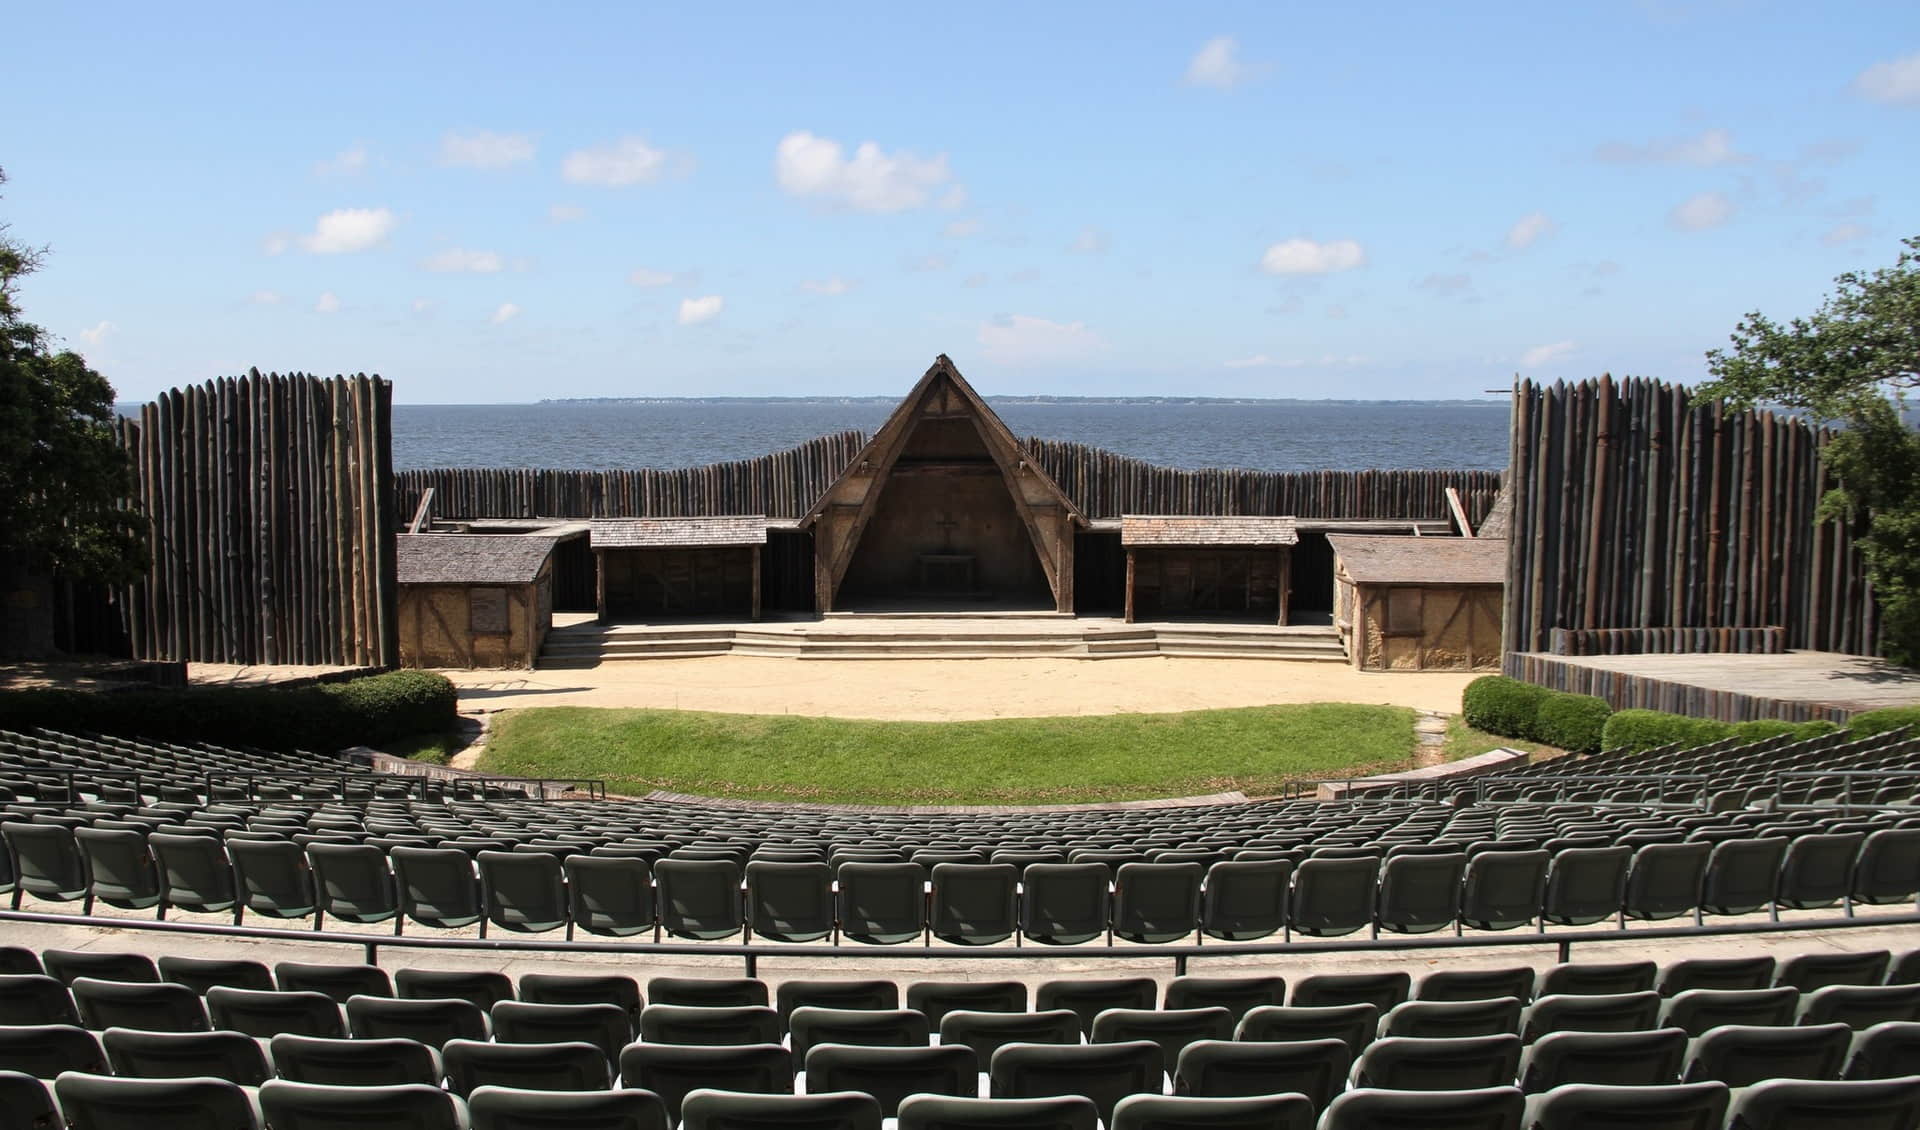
1773,769,1920,814
5,905,1914,979
1473,773,1712,807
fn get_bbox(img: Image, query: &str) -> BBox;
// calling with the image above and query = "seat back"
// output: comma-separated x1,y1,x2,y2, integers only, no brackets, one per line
477,850,568,933
564,855,654,937
745,860,835,943
268,1033,442,1086
53,1072,260,1130
835,862,926,945
654,858,744,940
617,1042,792,1123
930,864,1018,946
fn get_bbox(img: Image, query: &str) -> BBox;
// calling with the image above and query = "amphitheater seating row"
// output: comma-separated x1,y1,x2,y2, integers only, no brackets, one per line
6,822,1918,944
1480,728,1920,802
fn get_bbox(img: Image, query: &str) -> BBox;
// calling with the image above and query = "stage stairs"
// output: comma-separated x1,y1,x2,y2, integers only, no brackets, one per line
538,614,1348,665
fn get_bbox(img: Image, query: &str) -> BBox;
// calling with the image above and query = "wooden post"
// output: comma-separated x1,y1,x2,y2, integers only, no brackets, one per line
594,548,609,624
1278,547,1291,626
751,545,763,622
1123,549,1136,623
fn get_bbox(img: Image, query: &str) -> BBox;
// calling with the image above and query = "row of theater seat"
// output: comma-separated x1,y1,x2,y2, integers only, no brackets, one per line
4,944,1920,1129
1479,727,1920,801
7,817,1917,945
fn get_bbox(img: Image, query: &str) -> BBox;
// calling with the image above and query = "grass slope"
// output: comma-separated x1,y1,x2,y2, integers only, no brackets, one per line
482,703,1416,805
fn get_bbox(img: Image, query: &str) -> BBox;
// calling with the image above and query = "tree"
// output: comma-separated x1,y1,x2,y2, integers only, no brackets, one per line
1696,235,1920,666
0,167,148,588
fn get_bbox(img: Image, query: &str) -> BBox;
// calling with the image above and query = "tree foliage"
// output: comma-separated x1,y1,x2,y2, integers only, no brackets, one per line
0,168,147,586
1696,236,1920,665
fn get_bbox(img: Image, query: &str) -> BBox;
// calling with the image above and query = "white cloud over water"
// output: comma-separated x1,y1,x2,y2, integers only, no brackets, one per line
775,131,957,213
977,314,1102,362
678,295,724,325
1260,238,1366,275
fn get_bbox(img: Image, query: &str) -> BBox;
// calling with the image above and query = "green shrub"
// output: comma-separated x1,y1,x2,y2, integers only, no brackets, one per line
1730,719,1804,744
1462,676,1553,740
1601,709,1733,753
1793,719,1841,739
1847,705,1920,738
1533,693,1613,754
0,670,457,753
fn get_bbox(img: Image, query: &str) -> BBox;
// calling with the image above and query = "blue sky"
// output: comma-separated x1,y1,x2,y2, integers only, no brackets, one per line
7,1,1916,403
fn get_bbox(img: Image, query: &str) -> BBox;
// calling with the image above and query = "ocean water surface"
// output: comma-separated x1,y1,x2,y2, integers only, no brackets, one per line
390,401,1511,473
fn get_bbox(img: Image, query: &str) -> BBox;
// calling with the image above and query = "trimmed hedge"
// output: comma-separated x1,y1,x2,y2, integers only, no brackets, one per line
1601,709,1731,753
1847,705,1920,738
1462,676,1554,740
0,670,457,753
1533,693,1613,754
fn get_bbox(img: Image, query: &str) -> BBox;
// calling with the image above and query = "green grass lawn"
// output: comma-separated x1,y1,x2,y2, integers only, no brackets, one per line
1443,716,1557,762
482,703,1419,805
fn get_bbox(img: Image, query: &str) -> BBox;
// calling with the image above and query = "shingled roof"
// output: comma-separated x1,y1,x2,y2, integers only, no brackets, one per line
1120,515,1299,547
398,534,557,585
1328,534,1507,586
590,516,768,549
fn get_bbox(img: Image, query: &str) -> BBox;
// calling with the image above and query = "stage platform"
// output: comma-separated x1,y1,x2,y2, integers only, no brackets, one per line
1507,649,1920,723
539,611,1347,665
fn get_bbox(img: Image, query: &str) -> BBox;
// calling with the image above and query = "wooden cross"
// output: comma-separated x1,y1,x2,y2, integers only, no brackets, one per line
934,511,958,552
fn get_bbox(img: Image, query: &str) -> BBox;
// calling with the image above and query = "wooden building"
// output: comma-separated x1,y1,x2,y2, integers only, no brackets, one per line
1329,534,1505,671
591,517,766,622
397,534,557,669
1119,516,1298,623
803,358,1082,613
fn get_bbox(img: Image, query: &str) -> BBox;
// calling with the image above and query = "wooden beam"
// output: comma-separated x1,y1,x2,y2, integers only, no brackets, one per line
407,486,436,534
1124,549,1136,623
1445,487,1475,538
751,545,762,622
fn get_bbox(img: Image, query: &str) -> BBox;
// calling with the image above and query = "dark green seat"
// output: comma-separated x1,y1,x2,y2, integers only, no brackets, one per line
1799,983,1920,1030
157,956,271,994
258,1079,467,1130
1288,856,1376,938
0,973,79,1026
1376,851,1465,935
1623,842,1711,923
1110,1093,1317,1130
1844,1021,1920,1080
1521,991,1662,1041
1235,1004,1378,1056
70,977,209,1032
1173,1037,1349,1111
344,994,487,1049
776,980,898,1022
1516,1027,1688,1093
274,962,391,1003
617,1042,791,1124
226,838,317,922
655,858,744,941
53,1071,259,1130
1683,1022,1852,1087
101,1027,271,1085
896,1095,1095,1130
468,1085,670,1130
0,1069,56,1130
1,823,86,908
989,1039,1162,1125
1700,838,1788,917
1777,951,1892,994
206,988,345,1039
491,1000,631,1061
930,864,1018,946
305,842,398,929
1291,971,1410,1012
390,846,483,933
1419,968,1534,1003
937,1009,1080,1066
519,972,641,1027
1540,847,1630,926
1379,996,1522,1039
1351,1033,1523,1091
477,850,568,935
1108,862,1204,944
1163,976,1286,1022
1659,988,1800,1036
1657,956,1775,996
1520,1081,1728,1130
646,977,765,1008
680,1089,881,1130
1459,850,1549,931
41,951,156,986
148,832,239,920
907,981,1026,1028
394,968,514,1011
638,1003,780,1046
1088,1007,1233,1070
745,861,835,943
804,1044,975,1119
1019,863,1109,946
1725,1075,1920,1130
1777,833,1866,912
1851,829,1920,906
787,1007,928,1060
565,855,654,938
1035,977,1154,1038
0,1023,106,1077
1196,861,1287,942
1321,1086,1524,1130
74,828,162,914
442,1038,610,1097
267,1033,441,1086
1535,962,1655,998
835,862,925,945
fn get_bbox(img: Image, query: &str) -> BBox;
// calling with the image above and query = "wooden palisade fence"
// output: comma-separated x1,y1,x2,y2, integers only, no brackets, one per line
118,371,398,667
1502,375,1879,661
400,436,1501,526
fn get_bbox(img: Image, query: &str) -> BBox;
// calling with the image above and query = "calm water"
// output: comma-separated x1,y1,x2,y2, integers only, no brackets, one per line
391,401,1511,472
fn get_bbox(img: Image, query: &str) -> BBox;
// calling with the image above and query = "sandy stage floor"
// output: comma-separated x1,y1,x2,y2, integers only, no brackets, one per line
444,656,1478,721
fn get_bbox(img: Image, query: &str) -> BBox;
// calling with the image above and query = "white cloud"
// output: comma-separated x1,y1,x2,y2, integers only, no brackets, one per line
678,295,724,325
296,207,397,254
1068,227,1110,255
1595,127,1745,166
937,186,970,211
1822,222,1871,246
1506,210,1556,250
1853,51,1920,105
1185,36,1263,89
313,144,368,176
774,131,957,213
548,203,586,222
422,247,505,273
78,320,113,346
1669,190,1735,231
800,276,853,295
489,302,520,325
1520,340,1575,367
315,292,341,314
440,130,536,169
263,235,289,255
943,217,983,238
411,298,435,314
627,267,677,288
977,314,1103,363
1260,237,1366,275
246,290,282,305
562,136,673,186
